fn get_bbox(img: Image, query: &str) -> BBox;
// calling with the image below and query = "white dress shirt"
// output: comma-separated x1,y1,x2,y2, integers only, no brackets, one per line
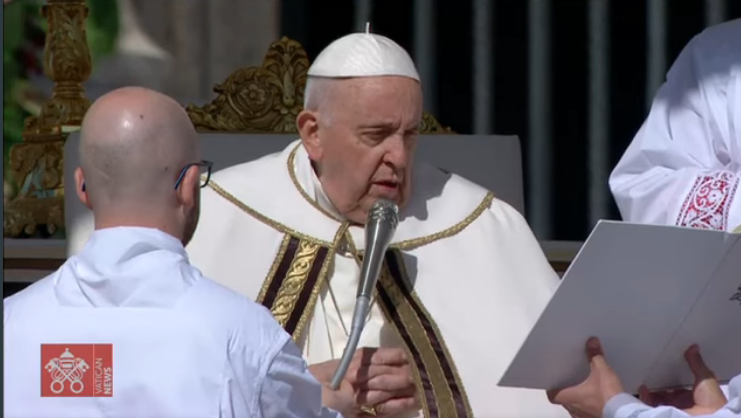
604,374,741,418
3,226,343,418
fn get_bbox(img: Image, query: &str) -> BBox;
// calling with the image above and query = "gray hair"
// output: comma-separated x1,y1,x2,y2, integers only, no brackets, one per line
303,76,337,113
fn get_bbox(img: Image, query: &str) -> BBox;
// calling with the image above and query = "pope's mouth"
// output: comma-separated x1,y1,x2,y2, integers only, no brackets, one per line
371,181,402,202
373,181,400,191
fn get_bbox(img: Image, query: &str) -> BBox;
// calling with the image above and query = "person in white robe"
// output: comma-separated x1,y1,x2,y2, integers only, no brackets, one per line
186,30,567,417
3,87,346,418
548,338,740,418
609,18,741,233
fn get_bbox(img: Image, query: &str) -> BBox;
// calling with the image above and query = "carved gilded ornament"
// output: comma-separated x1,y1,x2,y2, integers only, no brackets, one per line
186,37,308,133
4,0,91,238
27,0,92,133
4,135,66,237
186,37,453,134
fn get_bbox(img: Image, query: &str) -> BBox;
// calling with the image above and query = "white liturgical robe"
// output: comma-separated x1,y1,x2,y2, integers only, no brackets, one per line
610,18,741,232
186,140,569,418
3,227,342,418
604,374,741,418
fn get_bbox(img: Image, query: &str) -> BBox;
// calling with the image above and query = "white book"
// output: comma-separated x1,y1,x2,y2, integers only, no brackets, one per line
499,220,741,393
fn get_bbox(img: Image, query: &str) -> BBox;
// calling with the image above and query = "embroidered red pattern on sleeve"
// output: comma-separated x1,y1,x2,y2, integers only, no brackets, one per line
675,171,739,230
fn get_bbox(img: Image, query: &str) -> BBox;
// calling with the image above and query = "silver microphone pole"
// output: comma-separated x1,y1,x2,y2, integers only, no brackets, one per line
330,198,399,389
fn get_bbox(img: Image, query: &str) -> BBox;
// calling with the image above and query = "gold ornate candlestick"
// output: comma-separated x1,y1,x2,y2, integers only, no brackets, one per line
28,0,92,132
4,0,92,238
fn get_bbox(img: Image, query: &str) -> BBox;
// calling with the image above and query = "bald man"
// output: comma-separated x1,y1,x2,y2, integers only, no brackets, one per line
3,87,348,418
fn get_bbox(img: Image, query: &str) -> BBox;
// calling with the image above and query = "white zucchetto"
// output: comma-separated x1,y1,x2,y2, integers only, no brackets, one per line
307,25,420,82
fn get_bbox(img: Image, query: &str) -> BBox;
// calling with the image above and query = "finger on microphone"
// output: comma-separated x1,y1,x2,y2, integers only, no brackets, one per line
370,347,408,365
356,372,414,392
352,364,405,383
354,387,417,408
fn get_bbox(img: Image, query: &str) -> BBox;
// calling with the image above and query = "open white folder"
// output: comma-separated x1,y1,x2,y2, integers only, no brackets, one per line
499,220,741,393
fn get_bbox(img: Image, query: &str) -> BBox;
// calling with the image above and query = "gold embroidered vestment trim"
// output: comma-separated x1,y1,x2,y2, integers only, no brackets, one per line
206,147,493,416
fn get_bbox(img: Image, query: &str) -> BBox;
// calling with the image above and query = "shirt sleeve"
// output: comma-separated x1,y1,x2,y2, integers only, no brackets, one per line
258,339,345,418
604,377,741,418
608,31,741,232
219,302,345,418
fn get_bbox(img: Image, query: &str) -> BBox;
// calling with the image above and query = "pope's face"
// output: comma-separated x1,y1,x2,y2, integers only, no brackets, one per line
305,76,423,224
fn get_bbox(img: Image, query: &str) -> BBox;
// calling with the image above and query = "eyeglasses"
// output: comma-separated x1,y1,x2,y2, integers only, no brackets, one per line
175,160,213,189
82,160,214,192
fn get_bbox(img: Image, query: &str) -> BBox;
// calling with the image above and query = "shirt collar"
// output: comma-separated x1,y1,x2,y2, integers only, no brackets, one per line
293,145,346,221
55,227,197,308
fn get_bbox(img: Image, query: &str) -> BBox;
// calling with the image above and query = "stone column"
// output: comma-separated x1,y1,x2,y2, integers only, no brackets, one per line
130,0,279,104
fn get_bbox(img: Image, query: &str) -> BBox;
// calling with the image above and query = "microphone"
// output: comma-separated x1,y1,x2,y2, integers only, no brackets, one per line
330,198,399,389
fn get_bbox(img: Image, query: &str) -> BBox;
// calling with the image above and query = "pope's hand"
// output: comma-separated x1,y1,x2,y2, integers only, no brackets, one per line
546,338,625,418
309,347,418,417
638,345,727,416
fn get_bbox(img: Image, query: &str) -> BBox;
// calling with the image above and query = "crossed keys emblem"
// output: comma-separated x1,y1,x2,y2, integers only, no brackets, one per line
44,348,90,394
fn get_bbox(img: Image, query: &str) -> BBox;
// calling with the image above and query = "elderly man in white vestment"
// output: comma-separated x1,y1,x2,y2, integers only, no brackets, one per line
548,338,741,418
186,32,567,417
3,87,347,418
610,18,741,233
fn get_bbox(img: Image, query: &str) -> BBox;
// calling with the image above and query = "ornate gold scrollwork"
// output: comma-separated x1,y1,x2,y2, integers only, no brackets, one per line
26,0,92,133
420,112,453,134
186,37,453,134
187,37,309,133
4,134,66,238
4,0,92,238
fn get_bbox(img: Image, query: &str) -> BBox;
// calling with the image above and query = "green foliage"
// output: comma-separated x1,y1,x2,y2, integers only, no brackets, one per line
3,0,40,152
87,0,120,62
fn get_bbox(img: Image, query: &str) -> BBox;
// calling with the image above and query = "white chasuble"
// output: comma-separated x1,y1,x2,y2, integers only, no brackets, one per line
610,18,741,232
187,140,568,418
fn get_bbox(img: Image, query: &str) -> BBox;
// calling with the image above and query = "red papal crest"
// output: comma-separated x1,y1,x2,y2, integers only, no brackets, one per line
41,344,113,397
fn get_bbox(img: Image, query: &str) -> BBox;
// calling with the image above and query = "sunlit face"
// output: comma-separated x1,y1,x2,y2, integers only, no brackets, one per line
300,76,423,224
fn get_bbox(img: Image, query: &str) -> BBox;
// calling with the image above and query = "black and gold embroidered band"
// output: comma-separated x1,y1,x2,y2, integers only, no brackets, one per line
257,233,472,418
257,234,332,340
375,249,473,418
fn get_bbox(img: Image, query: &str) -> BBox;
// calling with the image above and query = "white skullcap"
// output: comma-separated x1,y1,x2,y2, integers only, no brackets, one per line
307,27,420,82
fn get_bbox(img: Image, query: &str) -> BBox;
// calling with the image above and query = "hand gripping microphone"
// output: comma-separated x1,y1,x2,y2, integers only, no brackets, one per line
330,198,399,389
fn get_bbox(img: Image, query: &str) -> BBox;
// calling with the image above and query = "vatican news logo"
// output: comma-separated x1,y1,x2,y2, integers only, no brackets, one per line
41,344,113,397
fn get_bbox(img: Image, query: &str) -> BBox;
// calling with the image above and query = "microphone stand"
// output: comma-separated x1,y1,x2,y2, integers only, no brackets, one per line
329,199,398,390
329,296,371,389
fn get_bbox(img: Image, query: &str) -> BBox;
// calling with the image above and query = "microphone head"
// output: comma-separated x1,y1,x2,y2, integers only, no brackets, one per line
367,198,399,230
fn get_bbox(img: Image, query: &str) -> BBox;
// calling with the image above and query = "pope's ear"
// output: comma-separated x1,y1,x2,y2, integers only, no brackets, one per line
297,110,322,160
